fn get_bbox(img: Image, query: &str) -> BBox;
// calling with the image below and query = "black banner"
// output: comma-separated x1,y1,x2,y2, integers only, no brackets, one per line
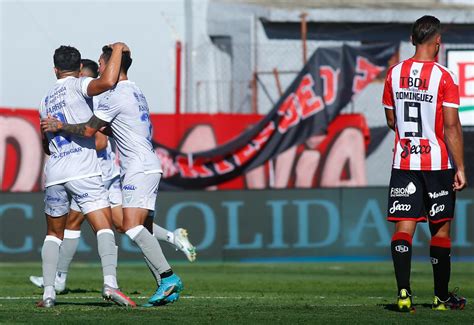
155,43,399,189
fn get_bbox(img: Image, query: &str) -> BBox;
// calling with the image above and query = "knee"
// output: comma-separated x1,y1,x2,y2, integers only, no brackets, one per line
47,230,64,240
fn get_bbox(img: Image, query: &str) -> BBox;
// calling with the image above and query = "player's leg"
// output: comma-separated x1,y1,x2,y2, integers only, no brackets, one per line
67,176,135,307
387,169,424,312
29,206,85,292
122,172,183,305
37,185,69,308
108,176,125,233
55,205,85,291
150,212,197,262
424,170,466,310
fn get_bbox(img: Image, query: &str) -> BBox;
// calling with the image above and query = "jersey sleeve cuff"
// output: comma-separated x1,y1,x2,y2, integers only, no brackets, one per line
384,105,394,110
442,102,459,108
81,77,94,98
94,111,113,123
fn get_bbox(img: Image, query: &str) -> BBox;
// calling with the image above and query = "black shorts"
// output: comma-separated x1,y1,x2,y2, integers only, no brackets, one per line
387,168,455,224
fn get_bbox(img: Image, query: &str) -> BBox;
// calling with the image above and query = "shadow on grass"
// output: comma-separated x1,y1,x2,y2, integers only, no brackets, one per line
55,301,114,307
381,303,432,312
59,288,101,294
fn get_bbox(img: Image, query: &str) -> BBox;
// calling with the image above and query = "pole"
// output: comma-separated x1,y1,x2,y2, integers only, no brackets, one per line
175,41,182,115
273,68,283,96
300,12,308,65
251,72,258,114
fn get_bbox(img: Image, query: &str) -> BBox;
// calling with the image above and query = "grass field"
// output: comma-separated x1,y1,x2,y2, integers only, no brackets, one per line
0,261,473,324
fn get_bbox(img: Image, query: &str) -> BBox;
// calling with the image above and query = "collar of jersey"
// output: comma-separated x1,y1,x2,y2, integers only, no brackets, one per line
56,76,76,83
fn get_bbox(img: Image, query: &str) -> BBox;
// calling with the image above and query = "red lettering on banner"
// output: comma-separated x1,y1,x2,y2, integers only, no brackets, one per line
320,66,339,105
177,156,199,178
193,162,214,177
253,122,276,149
214,159,235,174
277,94,299,133
233,143,258,166
177,156,214,178
233,121,276,167
352,56,384,93
458,62,474,98
295,74,324,119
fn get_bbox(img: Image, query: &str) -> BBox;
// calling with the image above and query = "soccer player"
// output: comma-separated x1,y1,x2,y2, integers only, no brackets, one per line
30,59,196,294
38,44,136,308
41,46,184,306
383,15,467,312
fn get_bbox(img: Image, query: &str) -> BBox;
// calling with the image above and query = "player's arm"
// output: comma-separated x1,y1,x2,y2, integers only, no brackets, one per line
40,115,108,138
41,131,51,155
86,42,130,97
385,109,395,131
382,67,395,131
443,106,466,191
95,132,108,151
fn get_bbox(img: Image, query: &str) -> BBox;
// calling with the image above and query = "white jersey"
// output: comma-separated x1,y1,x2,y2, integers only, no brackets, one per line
40,76,102,187
97,140,120,181
91,95,120,181
94,80,162,175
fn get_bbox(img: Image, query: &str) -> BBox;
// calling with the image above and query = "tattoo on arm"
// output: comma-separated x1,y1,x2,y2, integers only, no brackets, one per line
61,122,89,136
89,115,109,130
60,116,109,136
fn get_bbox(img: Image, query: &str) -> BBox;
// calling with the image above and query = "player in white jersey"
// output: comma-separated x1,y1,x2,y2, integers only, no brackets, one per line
382,16,466,312
42,46,184,306
31,59,196,294
38,44,135,308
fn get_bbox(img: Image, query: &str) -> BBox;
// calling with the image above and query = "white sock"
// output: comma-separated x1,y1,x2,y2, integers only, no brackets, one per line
43,285,56,300
167,232,175,244
55,271,67,284
104,275,118,289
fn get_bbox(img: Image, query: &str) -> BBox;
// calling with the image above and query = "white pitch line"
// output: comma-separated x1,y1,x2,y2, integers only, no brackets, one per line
0,296,348,301
0,296,368,307
0,296,261,300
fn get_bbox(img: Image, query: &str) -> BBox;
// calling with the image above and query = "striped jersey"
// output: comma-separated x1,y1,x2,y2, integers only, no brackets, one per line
382,58,460,171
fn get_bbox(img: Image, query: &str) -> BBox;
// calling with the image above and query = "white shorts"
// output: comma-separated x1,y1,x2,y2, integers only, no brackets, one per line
121,171,161,210
45,176,110,217
70,175,122,212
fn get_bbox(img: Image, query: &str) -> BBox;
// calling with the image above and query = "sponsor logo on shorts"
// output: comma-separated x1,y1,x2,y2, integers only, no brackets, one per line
46,195,61,202
429,203,445,217
123,184,137,191
395,245,409,253
431,257,438,265
390,182,416,197
74,193,89,200
389,200,411,214
428,190,449,199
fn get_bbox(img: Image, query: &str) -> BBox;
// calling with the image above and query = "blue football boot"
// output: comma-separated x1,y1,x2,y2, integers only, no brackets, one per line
148,274,183,305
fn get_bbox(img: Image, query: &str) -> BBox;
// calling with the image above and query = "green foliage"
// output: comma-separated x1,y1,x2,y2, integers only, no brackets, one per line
0,262,473,323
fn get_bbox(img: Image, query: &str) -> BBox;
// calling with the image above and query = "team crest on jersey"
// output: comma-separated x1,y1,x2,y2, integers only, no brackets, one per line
413,69,419,75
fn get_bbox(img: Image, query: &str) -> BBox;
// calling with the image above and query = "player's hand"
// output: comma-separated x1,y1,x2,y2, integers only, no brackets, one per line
453,170,467,191
41,115,62,133
110,42,130,54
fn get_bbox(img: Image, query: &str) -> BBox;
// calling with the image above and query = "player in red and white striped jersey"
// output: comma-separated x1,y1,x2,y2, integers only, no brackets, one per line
383,16,467,312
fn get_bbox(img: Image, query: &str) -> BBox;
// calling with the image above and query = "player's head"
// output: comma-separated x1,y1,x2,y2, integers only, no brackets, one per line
80,59,99,78
99,45,132,76
53,46,81,78
411,15,441,48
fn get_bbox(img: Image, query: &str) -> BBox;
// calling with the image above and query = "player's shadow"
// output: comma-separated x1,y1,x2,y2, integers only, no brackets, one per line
59,288,101,294
381,303,432,311
55,301,115,307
